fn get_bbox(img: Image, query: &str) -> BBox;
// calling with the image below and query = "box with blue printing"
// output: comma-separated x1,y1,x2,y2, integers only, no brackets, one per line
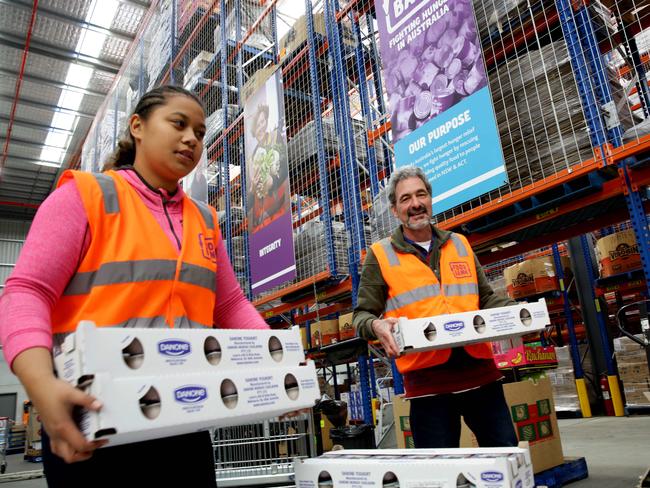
294,443,534,488
76,361,319,447
54,322,306,382
392,299,550,354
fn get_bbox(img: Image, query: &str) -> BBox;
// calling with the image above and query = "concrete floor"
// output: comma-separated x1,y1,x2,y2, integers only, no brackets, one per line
0,416,648,487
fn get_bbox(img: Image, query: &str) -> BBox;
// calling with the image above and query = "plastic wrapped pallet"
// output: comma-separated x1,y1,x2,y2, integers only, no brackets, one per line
287,117,383,171
614,335,650,406
205,105,241,145
547,345,597,412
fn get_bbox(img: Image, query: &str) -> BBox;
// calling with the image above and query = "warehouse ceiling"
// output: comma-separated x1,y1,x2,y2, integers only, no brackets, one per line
0,0,150,221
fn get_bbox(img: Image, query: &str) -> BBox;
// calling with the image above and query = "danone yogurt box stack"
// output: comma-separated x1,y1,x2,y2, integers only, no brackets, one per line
294,443,534,487
55,322,319,446
393,300,550,354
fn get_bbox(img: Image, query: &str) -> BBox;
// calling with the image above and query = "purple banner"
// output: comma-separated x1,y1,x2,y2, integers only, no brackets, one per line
374,0,487,143
244,69,296,295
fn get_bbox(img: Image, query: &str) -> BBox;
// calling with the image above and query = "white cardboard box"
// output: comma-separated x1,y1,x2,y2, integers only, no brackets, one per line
393,300,550,354
55,322,306,382
294,443,534,488
77,361,319,446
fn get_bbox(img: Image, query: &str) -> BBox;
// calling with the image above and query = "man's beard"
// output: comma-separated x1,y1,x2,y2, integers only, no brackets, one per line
405,209,430,230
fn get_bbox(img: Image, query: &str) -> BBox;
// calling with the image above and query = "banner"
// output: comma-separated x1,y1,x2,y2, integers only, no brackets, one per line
244,68,296,294
374,0,507,214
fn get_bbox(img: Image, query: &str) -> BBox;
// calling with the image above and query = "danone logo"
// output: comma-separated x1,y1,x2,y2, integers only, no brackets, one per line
158,339,191,357
443,320,464,332
174,385,207,404
481,471,504,482
609,243,639,260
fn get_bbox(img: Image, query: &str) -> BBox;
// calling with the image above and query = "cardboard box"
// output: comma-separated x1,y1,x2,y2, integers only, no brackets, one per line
54,322,306,381
502,377,564,473
319,319,340,346
310,322,322,349
300,326,309,351
77,361,320,447
278,13,355,62
504,256,570,299
393,300,550,354
392,395,411,449
492,338,558,369
241,66,279,105
596,229,642,277
338,312,356,341
26,404,41,446
294,444,535,488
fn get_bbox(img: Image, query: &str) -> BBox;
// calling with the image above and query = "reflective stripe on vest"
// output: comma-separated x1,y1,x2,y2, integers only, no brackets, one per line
63,259,216,296
95,173,120,214
371,232,492,375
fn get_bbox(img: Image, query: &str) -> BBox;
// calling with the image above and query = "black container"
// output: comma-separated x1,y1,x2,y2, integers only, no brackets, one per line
329,424,376,449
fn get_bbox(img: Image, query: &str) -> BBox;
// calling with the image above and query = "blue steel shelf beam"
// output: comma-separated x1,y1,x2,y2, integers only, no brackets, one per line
351,13,379,198
552,243,591,417
220,0,233,260
325,0,371,424
305,0,337,277
235,0,253,299
578,234,625,416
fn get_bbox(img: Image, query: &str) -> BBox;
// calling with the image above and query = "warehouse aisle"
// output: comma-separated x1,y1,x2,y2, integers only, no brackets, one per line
1,416,648,487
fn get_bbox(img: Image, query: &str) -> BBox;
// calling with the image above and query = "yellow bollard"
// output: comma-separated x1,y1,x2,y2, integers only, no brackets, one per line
575,378,592,418
607,375,625,417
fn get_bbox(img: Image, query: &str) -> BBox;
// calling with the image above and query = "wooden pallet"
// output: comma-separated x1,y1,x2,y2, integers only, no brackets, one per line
534,457,588,488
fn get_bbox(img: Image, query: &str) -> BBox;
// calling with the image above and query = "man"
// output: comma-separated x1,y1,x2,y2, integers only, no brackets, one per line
353,166,518,448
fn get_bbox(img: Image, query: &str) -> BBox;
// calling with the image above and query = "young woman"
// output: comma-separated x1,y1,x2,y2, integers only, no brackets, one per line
0,85,269,487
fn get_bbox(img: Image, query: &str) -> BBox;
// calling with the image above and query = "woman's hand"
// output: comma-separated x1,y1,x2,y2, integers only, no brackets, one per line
13,348,108,463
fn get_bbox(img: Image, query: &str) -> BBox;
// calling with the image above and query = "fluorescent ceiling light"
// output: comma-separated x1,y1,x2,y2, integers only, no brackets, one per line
65,64,94,89
51,112,77,131
45,131,69,148
78,29,107,59
34,160,62,168
88,0,120,29
38,146,65,164
59,90,85,111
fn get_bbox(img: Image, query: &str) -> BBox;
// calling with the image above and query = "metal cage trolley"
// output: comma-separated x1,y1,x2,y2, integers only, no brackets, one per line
0,417,14,474
213,414,315,487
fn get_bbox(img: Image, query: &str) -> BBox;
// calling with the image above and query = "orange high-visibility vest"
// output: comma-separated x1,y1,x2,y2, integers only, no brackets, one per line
372,233,493,373
51,170,219,334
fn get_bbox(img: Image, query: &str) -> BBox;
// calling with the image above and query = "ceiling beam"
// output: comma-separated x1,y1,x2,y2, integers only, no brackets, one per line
0,31,121,74
3,155,59,171
0,94,95,119
119,0,150,9
0,0,135,43
0,67,108,98
0,136,69,150
0,115,74,134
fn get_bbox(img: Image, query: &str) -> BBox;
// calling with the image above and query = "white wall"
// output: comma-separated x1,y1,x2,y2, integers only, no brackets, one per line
0,219,31,422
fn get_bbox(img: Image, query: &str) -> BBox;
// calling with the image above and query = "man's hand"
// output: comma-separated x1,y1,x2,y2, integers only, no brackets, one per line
371,318,400,358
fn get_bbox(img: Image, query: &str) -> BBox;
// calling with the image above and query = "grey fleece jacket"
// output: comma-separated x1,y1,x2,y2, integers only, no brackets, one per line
353,225,516,340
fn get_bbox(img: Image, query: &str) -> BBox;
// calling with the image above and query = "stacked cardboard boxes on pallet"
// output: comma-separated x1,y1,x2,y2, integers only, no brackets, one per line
503,255,571,299
614,335,650,407
595,229,642,278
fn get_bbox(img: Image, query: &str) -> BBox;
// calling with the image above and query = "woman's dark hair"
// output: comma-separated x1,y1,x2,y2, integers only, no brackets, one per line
104,85,204,171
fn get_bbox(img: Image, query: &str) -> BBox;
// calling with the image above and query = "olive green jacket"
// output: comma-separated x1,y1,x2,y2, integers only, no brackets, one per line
353,225,516,340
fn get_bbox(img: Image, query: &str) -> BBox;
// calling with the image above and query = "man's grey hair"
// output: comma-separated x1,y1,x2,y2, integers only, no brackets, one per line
387,166,432,206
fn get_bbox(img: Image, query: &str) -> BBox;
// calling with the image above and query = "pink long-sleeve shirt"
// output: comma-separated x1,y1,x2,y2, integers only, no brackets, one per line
0,168,268,369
